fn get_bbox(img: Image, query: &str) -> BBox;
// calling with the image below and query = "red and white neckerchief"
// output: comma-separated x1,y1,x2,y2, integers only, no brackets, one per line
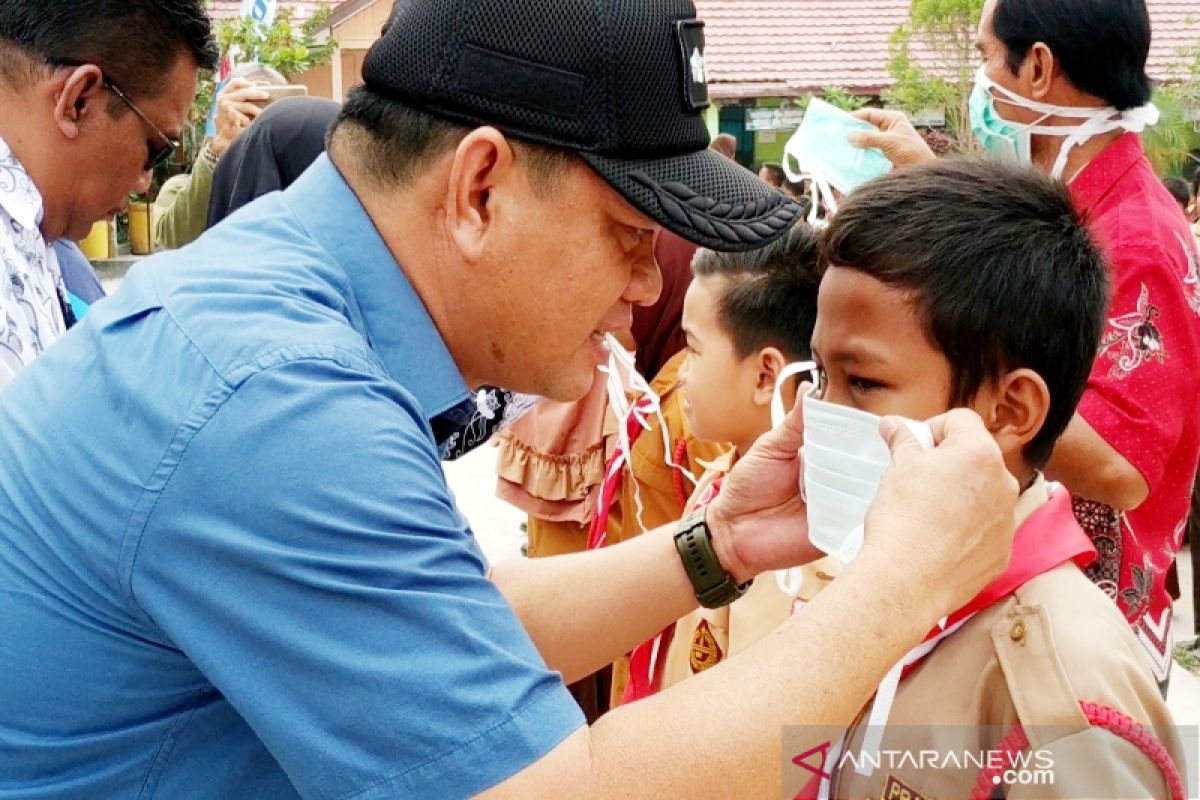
815,484,1097,798
621,474,725,704
586,395,657,551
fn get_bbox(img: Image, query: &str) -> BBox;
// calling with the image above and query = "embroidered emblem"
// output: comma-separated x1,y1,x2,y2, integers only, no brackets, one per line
689,618,723,673
1119,559,1154,621
674,20,709,111
1098,284,1167,379
689,47,706,84
882,774,934,800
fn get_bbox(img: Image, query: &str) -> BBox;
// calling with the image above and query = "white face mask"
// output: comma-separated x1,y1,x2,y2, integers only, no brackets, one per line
770,367,934,592
970,65,1159,180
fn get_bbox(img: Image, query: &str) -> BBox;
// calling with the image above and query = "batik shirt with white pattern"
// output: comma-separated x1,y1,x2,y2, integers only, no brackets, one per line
0,135,66,388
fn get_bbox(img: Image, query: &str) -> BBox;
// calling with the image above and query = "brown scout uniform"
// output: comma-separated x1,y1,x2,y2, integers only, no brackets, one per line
830,479,1187,799
657,451,842,693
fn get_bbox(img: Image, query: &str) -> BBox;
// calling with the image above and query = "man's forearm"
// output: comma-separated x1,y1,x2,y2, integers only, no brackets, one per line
1046,414,1149,510
491,525,697,684
484,546,937,799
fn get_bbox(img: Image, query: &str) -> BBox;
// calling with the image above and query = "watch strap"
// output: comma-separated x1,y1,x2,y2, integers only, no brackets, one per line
674,509,750,609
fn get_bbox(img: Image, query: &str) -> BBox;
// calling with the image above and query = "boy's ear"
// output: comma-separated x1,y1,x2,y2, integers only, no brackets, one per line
751,346,789,408
985,368,1050,458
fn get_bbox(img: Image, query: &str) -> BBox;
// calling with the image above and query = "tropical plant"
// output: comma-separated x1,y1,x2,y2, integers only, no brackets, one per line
178,4,337,170
1146,37,1200,178
885,0,985,152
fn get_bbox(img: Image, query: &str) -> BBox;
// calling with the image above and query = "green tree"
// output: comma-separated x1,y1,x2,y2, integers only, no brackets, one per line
885,0,985,152
181,4,337,167
1146,36,1200,177
217,4,337,81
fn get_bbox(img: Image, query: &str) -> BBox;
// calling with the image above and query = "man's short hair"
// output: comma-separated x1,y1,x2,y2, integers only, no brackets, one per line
823,158,1109,467
710,133,738,160
0,0,216,98
1164,177,1192,212
331,85,574,195
993,0,1152,111
691,222,821,362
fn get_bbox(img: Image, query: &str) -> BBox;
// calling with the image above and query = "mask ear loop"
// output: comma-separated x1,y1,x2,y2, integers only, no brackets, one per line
782,148,838,227
600,335,699,536
767,360,819,597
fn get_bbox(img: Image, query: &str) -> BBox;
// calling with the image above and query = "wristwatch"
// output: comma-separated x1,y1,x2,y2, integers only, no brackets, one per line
200,142,220,169
674,509,751,609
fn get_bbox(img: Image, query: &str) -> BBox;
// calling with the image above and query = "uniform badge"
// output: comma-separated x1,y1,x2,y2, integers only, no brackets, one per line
674,20,709,111
689,619,723,673
882,774,934,800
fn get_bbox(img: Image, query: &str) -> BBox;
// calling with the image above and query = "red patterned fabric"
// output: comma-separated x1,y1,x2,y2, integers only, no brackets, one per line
1068,133,1200,681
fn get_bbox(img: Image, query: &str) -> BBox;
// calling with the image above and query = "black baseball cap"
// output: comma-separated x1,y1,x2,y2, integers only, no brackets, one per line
362,0,800,252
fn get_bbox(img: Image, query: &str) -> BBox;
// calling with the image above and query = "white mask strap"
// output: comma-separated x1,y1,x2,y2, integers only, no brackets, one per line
771,360,819,428
599,335,698,535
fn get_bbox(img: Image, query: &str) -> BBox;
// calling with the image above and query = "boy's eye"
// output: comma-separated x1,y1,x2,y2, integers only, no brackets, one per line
849,376,884,393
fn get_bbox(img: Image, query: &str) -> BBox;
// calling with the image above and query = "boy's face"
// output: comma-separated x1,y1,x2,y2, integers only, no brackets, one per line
679,274,770,450
811,266,961,421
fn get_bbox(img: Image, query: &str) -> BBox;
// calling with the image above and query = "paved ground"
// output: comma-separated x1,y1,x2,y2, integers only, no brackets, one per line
447,444,1200,771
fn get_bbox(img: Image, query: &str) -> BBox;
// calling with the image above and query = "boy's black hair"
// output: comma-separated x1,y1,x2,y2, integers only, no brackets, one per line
1164,177,1192,212
823,157,1109,467
691,222,820,362
993,0,1152,111
0,0,216,99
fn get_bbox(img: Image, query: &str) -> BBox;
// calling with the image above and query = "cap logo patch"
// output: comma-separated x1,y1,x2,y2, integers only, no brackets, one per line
675,20,709,112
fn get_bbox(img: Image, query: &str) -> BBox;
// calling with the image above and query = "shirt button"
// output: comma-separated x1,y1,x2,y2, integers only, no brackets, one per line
1010,619,1027,645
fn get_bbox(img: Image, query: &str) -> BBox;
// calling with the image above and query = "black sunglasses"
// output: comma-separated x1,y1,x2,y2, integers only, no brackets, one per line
50,60,180,172
102,77,181,172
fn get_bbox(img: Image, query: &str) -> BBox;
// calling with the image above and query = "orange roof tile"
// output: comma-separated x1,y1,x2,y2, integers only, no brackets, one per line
695,0,1200,100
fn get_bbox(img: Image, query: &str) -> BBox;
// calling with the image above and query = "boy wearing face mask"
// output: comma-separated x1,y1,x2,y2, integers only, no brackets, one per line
807,158,1184,799
619,223,826,703
855,0,1200,689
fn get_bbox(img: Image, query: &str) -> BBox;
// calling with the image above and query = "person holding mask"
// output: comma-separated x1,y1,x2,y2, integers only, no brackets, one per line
152,63,285,250
0,1,1018,797
852,0,1200,691
0,0,214,386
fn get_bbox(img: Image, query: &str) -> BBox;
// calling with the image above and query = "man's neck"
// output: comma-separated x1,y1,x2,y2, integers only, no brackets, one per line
1032,128,1124,184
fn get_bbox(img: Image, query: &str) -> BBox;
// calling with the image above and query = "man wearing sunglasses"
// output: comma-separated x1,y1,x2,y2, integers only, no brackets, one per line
0,0,216,386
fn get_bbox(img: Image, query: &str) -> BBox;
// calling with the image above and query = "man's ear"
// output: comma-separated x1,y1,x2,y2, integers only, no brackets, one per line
1022,42,1057,101
52,65,107,140
443,127,518,264
982,368,1050,457
750,346,789,408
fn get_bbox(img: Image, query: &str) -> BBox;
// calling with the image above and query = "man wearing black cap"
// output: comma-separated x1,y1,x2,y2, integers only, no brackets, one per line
0,1,1017,797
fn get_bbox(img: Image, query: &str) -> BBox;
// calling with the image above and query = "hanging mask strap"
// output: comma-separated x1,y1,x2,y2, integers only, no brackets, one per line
769,360,818,596
770,360,819,428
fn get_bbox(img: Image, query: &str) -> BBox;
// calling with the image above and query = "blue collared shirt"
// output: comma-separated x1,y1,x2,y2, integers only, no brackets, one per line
0,156,583,799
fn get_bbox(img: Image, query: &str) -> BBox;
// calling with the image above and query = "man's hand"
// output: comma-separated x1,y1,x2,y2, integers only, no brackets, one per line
709,401,1017,618
849,108,938,169
706,390,818,583
211,79,271,158
865,409,1018,613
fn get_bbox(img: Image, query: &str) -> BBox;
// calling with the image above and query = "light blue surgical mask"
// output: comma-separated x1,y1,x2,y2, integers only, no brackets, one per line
969,72,1032,164
783,98,893,224
969,65,1159,180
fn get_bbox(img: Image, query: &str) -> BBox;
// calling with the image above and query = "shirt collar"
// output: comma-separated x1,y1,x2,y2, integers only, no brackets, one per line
1068,132,1145,219
0,134,46,232
950,475,1096,624
283,154,470,420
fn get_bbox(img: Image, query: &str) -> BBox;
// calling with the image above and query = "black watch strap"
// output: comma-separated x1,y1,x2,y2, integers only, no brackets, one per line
674,509,751,609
